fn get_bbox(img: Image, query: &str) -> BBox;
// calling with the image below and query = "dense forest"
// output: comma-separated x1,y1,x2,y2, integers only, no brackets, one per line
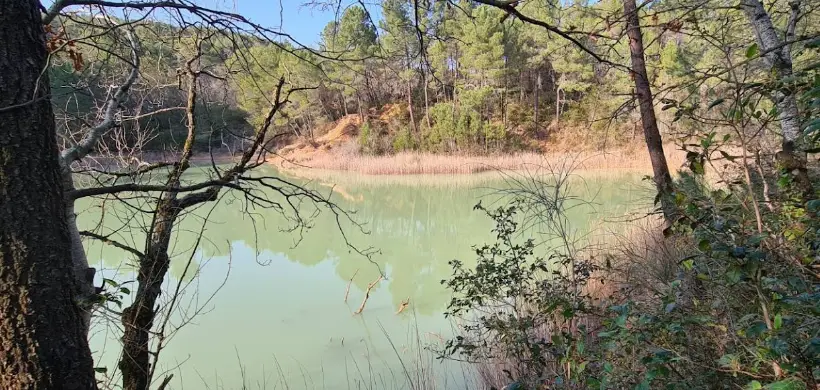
48,0,820,156
0,0,818,389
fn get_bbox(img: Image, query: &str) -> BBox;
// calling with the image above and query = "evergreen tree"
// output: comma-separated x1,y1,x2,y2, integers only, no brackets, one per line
321,5,379,118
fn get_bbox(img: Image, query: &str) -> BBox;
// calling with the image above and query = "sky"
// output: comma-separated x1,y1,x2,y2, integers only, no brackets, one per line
208,0,382,47
42,0,382,47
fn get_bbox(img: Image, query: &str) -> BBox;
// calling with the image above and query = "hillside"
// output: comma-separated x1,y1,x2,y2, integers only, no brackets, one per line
271,105,688,175
51,1,818,169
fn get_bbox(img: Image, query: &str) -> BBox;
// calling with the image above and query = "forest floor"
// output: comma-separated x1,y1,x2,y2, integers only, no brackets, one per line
269,114,688,176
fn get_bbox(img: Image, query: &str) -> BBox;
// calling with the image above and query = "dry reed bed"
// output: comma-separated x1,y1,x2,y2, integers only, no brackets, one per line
272,147,688,176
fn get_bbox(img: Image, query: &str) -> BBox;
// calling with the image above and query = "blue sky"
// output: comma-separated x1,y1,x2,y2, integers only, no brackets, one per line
45,0,380,46
213,0,382,46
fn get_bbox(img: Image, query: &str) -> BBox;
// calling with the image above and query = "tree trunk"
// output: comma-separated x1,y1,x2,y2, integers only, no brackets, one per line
624,0,675,222
356,92,364,122
120,69,199,390
405,49,418,134
342,93,349,116
534,71,541,135
319,91,334,120
61,167,95,334
452,57,459,111
501,84,507,128
364,69,379,109
0,0,98,388
740,0,813,200
119,201,179,390
555,85,562,123
423,68,432,130
407,77,418,134
501,61,509,128
116,72,291,390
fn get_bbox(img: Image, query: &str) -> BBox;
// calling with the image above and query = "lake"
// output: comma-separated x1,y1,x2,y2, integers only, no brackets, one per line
80,167,653,389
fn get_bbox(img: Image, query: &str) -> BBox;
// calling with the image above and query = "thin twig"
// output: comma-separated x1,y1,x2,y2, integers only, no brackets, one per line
344,269,359,303
354,275,383,314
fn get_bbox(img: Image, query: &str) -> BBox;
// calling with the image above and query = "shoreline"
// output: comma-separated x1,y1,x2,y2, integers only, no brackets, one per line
269,147,688,177
85,145,688,179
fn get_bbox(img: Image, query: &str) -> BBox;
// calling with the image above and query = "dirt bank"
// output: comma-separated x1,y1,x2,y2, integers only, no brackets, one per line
270,114,687,176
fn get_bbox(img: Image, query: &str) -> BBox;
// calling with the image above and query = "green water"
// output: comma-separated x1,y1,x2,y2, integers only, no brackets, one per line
80,167,652,389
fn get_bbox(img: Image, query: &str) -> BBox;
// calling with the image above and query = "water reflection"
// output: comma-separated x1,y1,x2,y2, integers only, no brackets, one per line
80,168,651,388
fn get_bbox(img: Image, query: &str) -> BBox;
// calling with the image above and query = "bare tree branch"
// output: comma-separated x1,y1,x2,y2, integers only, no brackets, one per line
176,77,288,210
784,0,802,57
68,179,243,200
79,230,145,258
60,28,141,166
43,0,71,25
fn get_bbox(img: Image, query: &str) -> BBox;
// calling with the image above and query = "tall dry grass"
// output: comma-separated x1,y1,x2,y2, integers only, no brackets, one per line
272,145,688,176
458,215,695,390
203,318,477,390
588,216,695,305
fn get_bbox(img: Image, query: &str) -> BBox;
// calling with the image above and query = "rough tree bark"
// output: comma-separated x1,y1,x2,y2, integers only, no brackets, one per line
740,0,813,199
623,0,675,222
0,0,98,388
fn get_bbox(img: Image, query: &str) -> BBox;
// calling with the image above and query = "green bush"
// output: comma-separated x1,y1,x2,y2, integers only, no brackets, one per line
422,101,514,153
441,202,599,389
592,155,819,388
440,170,603,389
441,135,819,389
424,102,455,152
440,39,820,387
505,101,533,130
391,125,416,152
357,120,376,154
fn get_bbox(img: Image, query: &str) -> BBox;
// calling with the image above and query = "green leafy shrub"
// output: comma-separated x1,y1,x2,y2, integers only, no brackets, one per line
505,102,533,131
358,120,384,154
422,101,515,153
592,159,818,389
441,138,819,389
440,172,604,389
424,102,456,152
391,125,416,152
